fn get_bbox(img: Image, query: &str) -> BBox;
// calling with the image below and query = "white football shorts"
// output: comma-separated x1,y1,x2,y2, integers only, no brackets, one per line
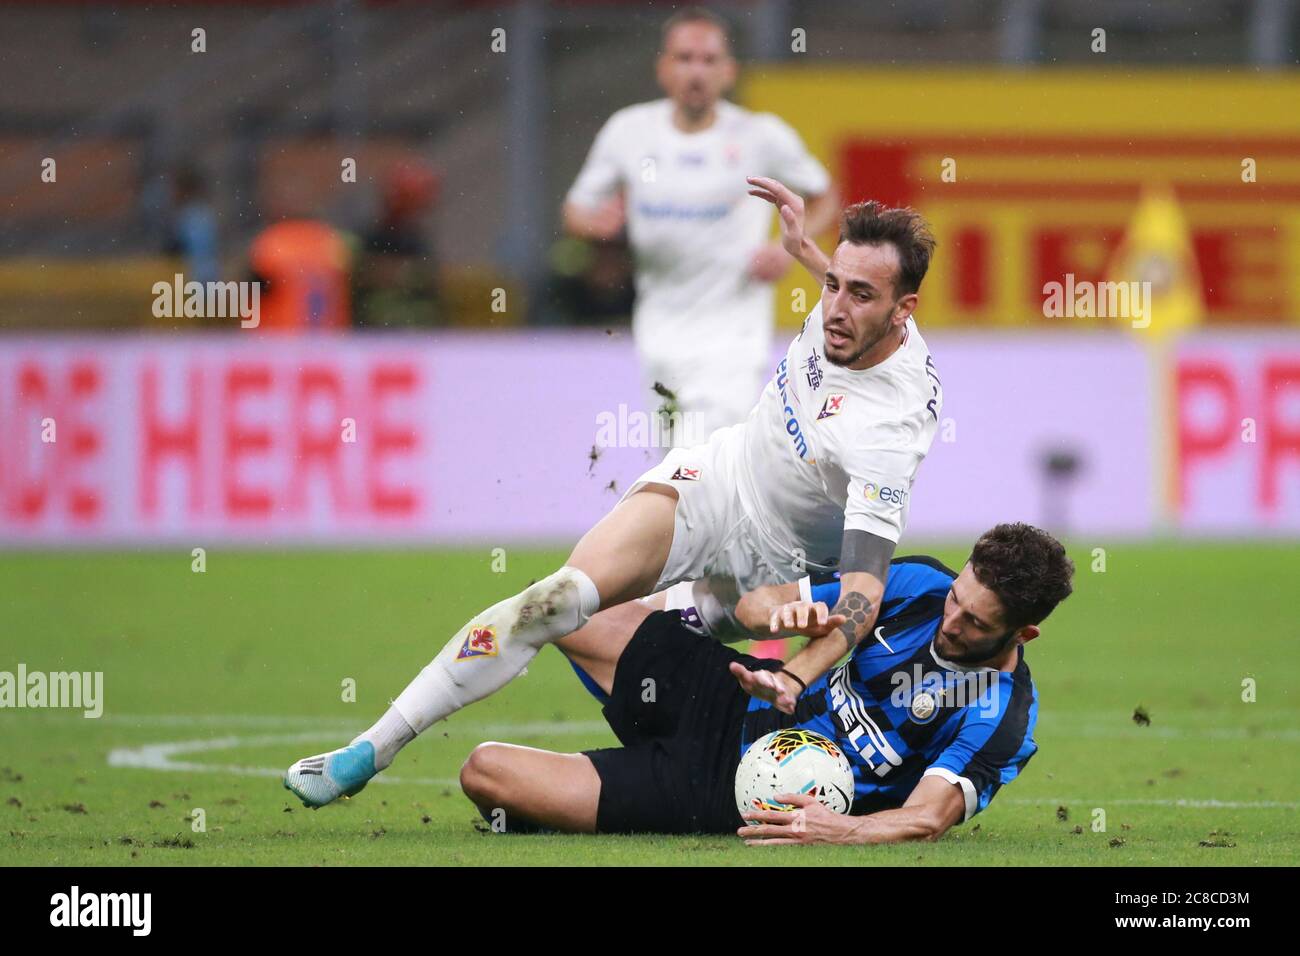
620,423,795,603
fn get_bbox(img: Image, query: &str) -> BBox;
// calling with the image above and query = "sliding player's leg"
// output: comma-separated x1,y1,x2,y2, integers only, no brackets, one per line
459,743,602,834
284,486,680,808
468,605,783,836
459,600,665,833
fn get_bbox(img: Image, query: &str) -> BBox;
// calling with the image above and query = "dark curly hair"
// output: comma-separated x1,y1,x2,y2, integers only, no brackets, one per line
969,523,1074,630
838,201,937,298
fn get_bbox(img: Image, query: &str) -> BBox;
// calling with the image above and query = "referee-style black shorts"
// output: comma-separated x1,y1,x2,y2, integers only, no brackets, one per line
582,609,784,834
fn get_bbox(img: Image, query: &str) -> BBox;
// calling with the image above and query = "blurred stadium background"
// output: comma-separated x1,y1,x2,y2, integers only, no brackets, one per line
3,0,1299,329
1,1,1298,865
1,0,1298,545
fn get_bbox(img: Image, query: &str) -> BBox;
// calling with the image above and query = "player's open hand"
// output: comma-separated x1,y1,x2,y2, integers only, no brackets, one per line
769,600,847,639
739,792,853,846
746,175,806,258
728,661,800,715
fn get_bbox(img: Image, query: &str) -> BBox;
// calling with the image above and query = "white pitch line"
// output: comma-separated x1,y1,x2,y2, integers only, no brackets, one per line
1055,724,1300,741
103,724,1300,813
5,712,610,734
8,709,1300,738
108,732,459,787
59,708,1300,811
1002,797,1300,810
105,721,613,788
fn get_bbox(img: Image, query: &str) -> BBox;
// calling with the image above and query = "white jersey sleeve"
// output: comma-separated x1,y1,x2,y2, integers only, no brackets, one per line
757,113,831,197
841,420,930,543
565,111,626,209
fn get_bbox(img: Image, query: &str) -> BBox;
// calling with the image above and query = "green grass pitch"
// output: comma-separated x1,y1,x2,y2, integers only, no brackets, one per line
2,542,1297,866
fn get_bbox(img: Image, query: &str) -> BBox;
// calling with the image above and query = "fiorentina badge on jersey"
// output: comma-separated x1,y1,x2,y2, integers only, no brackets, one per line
670,466,701,481
817,394,846,420
456,626,499,661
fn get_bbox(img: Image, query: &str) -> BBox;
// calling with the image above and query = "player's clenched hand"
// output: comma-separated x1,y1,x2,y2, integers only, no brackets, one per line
584,195,626,240
748,241,790,282
728,661,800,715
746,176,806,258
739,792,855,846
768,600,847,639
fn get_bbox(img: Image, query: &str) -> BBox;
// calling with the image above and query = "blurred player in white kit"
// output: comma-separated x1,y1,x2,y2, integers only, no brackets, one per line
562,6,838,444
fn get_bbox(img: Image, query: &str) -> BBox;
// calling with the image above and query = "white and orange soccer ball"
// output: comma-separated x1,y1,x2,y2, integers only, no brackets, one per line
734,728,855,816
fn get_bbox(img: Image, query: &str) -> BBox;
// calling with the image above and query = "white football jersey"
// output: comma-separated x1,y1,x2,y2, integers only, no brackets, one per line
565,99,830,364
737,302,942,572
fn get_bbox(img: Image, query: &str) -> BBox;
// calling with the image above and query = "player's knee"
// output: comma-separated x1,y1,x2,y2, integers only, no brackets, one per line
508,567,603,646
459,742,512,805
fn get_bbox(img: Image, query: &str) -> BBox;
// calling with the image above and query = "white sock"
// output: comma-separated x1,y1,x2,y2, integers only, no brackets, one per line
389,567,601,737
352,706,415,771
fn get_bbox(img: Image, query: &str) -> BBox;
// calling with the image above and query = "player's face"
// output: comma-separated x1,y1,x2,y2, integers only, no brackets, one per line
656,23,735,116
821,242,915,369
932,564,1021,665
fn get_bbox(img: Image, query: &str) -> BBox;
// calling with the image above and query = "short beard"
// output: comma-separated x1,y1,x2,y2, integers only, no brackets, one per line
678,95,714,121
934,621,1019,666
824,316,895,368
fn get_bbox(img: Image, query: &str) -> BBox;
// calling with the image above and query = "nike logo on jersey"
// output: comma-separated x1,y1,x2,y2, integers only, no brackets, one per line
872,625,895,654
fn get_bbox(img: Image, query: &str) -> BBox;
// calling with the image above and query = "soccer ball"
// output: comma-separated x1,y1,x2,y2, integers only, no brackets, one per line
734,728,855,816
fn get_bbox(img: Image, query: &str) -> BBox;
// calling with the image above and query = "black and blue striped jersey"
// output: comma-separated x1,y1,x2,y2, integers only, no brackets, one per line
742,556,1039,823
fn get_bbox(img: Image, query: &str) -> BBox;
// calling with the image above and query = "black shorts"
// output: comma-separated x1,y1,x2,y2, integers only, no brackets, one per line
582,609,785,834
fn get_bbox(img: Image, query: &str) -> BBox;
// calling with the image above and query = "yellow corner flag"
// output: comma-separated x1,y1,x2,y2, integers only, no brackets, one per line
1106,183,1205,338
1110,184,1206,529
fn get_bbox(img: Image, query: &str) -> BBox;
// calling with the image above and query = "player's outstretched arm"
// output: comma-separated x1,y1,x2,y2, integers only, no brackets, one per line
739,775,965,846
746,175,831,283
734,530,893,714
778,568,884,690
728,584,849,708
734,581,846,638
729,570,884,714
